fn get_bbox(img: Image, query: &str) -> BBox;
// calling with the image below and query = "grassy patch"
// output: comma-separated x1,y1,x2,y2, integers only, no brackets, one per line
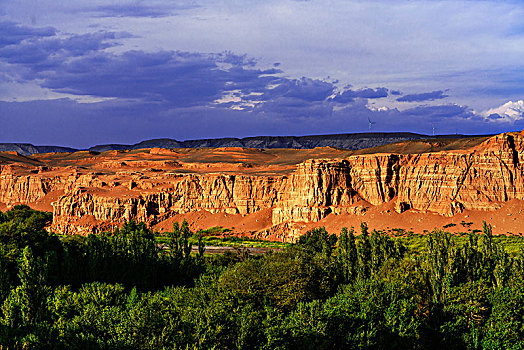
155,226,289,249
391,230,524,256
194,236,288,249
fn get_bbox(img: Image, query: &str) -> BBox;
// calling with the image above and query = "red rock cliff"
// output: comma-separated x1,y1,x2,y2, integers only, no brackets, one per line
0,133,523,237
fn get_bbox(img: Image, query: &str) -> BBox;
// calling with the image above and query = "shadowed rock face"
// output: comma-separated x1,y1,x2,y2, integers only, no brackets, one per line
0,144,78,156
0,132,522,239
88,132,487,151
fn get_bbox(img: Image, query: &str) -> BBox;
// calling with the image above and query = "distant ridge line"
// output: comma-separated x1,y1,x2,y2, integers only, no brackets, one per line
0,132,493,156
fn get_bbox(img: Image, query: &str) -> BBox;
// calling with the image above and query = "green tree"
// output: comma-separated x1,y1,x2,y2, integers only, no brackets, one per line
297,227,337,258
2,246,50,328
357,222,372,280
338,227,358,283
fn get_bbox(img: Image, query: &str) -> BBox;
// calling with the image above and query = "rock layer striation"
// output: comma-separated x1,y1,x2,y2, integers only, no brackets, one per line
0,132,523,238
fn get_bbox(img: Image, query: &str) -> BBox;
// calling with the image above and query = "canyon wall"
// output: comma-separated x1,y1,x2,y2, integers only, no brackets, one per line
0,132,523,237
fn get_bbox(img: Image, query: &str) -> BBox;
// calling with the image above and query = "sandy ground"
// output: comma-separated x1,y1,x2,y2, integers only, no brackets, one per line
304,200,524,235
150,199,524,237
154,208,274,234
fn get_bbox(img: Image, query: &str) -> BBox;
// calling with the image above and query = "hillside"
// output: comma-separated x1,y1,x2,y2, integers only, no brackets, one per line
0,132,486,155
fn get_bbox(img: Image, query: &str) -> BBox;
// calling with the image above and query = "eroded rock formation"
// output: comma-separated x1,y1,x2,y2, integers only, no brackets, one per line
0,132,523,238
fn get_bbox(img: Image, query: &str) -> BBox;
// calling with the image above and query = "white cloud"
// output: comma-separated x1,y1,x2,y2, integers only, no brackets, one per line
482,100,524,123
367,104,390,112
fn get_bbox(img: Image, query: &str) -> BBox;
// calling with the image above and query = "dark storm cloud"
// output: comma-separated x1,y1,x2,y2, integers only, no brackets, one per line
402,104,473,120
330,87,388,103
0,21,470,126
219,52,257,67
396,90,448,102
0,21,55,48
0,31,131,70
257,77,335,102
0,25,336,110
230,77,361,118
36,50,283,107
0,98,300,147
0,23,280,107
253,96,333,118
0,98,368,147
485,113,504,121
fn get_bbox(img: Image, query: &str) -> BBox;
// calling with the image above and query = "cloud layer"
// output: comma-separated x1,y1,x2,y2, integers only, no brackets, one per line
0,21,55,48
396,90,448,102
1,1,524,147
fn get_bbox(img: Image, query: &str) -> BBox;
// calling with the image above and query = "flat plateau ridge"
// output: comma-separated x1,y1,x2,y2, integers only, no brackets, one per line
1,132,524,240
0,132,478,155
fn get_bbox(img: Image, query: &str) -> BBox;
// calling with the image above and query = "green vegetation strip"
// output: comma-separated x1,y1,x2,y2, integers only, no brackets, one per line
155,226,289,249
3,207,524,349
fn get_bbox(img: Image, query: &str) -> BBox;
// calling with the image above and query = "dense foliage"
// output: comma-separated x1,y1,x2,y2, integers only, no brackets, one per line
1,205,524,349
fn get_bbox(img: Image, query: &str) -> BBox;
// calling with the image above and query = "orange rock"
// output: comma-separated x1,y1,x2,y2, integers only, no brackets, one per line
1,132,524,238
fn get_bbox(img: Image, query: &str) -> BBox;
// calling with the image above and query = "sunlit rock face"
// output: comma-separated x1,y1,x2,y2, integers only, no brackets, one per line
1,132,523,238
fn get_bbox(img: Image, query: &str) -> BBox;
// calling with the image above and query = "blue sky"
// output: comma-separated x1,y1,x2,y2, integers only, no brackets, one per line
1,0,524,147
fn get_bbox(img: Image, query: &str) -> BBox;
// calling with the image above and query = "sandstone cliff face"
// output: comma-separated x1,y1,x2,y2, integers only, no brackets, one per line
1,132,523,237
272,160,358,225
396,133,524,216
0,171,64,204
51,174,285,234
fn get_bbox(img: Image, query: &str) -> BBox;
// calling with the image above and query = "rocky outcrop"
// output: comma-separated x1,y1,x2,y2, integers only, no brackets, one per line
0,132,523,237
396,133,524,216
272,160,357,225
0,173,58,204
50,174,285,234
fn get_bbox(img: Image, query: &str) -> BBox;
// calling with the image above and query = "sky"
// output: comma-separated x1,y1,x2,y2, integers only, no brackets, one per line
1,0,524,148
